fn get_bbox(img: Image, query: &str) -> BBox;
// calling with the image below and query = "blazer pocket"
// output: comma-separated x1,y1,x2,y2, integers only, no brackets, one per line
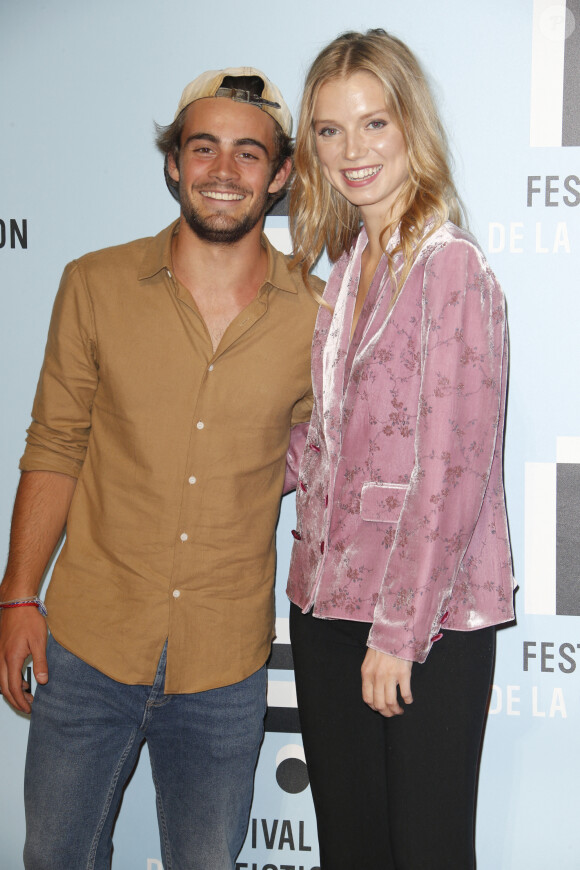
360,482,408,523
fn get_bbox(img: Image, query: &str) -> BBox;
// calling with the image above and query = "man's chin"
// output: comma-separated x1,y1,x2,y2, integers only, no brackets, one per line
182,208,262,245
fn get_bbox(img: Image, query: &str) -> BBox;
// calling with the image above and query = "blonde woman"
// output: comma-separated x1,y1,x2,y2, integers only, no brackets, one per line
285,29,515,869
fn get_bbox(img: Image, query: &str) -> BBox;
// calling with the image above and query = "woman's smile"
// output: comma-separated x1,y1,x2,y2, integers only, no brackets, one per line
342,164,383,184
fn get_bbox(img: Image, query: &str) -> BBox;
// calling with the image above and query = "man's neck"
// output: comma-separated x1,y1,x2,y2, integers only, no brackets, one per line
171,215,267,294
170,215,269,352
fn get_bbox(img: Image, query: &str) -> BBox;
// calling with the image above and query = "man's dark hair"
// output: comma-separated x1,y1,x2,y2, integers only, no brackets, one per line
155,75,293,208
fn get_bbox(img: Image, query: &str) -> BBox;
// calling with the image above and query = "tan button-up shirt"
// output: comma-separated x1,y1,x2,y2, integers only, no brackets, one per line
20,221,319,692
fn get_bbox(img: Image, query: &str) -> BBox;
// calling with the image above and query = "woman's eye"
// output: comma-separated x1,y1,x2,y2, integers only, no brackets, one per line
318,126,339,137
368,120,386,130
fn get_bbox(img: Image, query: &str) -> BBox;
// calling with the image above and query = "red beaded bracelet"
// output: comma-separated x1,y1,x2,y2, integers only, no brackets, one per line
0,597,47,617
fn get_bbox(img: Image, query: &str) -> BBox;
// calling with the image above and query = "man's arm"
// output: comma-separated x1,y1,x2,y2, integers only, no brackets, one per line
0,470,76,713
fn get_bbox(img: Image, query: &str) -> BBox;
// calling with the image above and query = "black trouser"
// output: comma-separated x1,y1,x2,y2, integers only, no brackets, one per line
290,603,495,870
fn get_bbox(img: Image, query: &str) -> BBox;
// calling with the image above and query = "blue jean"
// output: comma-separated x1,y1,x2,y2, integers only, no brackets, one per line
23,636,266,870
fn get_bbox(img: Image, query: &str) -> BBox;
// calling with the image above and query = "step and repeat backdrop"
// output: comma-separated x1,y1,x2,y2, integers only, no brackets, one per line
1,1,579,867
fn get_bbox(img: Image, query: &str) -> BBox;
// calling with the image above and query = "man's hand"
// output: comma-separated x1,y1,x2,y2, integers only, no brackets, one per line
0,608,48,713
361,648,413,718
0,470,76,713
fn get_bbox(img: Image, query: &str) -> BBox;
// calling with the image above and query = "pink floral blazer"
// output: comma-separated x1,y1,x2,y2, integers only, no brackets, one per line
286,222,515,663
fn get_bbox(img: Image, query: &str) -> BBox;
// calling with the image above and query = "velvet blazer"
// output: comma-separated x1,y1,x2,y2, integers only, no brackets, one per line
286,221,515,663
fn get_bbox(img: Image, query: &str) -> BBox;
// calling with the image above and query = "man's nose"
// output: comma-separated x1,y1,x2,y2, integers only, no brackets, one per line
209,151,239,180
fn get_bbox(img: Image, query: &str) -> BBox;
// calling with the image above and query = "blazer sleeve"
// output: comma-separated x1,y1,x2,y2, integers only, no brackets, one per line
367,237,507,662
283,421,311,494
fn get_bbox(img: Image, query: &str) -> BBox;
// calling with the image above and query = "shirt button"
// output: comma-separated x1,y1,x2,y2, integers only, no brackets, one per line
188,476,197,485
180,533,188,542
173,589,181,598
208,364,214,372
196,421,204,430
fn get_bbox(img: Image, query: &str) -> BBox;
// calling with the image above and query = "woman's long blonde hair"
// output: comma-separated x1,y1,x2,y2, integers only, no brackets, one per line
290,29,465,299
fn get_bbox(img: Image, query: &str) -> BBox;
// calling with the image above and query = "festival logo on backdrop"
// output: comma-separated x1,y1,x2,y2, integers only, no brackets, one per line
266,619,309,795
0,219,27,249
530,0,580,146
487,0,579,255
487,436,580,722
525,436,580,616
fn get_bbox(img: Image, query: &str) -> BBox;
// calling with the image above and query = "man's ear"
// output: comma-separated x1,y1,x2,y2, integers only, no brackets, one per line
167,152,180,183
268,157,292,194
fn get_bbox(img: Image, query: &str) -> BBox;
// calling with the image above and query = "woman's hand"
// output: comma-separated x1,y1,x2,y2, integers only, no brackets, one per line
361,648,413,717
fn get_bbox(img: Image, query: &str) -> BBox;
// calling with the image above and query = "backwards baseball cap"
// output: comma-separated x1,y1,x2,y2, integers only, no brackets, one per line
174,67,292,137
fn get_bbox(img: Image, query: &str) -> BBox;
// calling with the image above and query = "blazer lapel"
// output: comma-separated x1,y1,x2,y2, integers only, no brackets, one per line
321,229,367,458
348,225,406,369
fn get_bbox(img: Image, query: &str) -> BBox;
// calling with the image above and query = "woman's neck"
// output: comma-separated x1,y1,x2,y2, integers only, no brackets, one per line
360,203,398,262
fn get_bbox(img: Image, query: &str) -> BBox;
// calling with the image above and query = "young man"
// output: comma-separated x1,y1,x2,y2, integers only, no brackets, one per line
0,68,319,869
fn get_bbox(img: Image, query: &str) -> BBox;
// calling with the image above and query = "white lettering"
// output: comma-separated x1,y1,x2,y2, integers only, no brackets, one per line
489,221,572,254
532,686,546,717
489,684,567,719
488,222,505,253
488,683,502,714
507,685,520,716
535,222,549,253
553,222,570,253
509,223,524,253
550,688,567,718
147,861,163,870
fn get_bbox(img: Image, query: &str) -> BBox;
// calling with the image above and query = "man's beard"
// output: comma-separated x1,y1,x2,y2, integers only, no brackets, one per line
180,183,269,244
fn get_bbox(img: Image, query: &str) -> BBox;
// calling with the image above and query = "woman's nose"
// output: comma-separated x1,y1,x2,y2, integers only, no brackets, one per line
344,130,366,161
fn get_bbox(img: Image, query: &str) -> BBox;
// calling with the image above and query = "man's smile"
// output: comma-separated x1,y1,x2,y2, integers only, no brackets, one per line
200,190,245,201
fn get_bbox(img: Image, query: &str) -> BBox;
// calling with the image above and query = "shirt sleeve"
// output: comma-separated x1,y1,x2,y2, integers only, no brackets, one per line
20,260,98,478
367,237,508,662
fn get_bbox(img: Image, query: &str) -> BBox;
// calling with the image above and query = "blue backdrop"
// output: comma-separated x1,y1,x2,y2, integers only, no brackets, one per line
2,1,579,867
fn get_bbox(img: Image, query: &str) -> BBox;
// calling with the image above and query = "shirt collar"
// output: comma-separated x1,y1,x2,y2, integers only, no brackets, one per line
137,220,178,281
261,233,298,295
137,219,297,295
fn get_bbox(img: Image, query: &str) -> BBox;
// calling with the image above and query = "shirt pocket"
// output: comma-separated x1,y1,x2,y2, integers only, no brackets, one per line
360,482,408,523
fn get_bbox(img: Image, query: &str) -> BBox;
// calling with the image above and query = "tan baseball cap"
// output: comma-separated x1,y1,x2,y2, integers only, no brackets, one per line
174,67,292,137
